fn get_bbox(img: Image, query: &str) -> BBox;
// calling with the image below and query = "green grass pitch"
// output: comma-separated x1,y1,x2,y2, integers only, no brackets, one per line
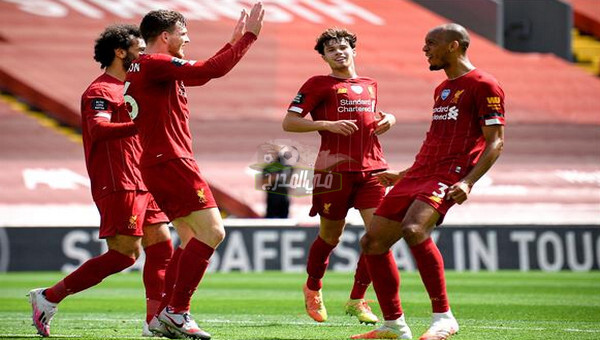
0,271,599,339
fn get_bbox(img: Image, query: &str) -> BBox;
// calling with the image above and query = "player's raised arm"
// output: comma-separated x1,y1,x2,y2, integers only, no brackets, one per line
244,1,265,37
144,34,257,82
139,2,264,83
229,10,248,45
185,10,249,87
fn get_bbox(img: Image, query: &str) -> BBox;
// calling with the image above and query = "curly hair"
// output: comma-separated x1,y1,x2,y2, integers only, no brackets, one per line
93,24,140,69
314,28,357,55
140,9,186,43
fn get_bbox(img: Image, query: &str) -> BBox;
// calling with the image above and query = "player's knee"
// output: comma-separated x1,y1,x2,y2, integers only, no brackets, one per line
213,227,226,244
360,233,384,254
109,240,142,259
319,218,345,244
142,223,171,244
359,234,372,253
401,223,426,245
204,222,226,246
126,246,142,259
113,246,141,260
320,233,341,246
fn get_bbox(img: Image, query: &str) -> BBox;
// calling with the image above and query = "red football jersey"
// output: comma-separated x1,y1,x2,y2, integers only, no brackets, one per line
125,32,257,167
288,76,387,172
405,68,506,179
81,73,145,200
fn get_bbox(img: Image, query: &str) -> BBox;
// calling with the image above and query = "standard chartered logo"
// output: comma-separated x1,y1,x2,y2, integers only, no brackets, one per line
337,98,374,113
432,106,459,121
448,106,459,120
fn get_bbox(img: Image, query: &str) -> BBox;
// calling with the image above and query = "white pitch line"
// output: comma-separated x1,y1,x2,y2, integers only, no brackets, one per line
472,325,545,331
0,335,80,338
564,328,600,333
6,316,600,334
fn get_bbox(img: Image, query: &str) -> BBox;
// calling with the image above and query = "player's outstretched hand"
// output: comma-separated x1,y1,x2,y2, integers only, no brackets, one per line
245,2,265,37
447,180,471,204
326,120,359,136
230,9,248,44
374,111,396,135
376,170,406,187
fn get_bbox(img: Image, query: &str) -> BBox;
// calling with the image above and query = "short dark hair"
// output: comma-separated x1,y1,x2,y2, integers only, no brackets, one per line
140,10,186,43
94,24,140,69
314,28,357,55
437,23,470,53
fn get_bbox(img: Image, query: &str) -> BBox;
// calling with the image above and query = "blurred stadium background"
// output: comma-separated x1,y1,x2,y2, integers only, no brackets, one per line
0,0,599,273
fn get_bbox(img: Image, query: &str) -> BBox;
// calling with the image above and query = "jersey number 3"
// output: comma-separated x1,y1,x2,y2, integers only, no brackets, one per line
432,182,449,198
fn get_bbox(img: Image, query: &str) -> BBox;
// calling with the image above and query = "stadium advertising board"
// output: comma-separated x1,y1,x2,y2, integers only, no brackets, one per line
1,225,599,272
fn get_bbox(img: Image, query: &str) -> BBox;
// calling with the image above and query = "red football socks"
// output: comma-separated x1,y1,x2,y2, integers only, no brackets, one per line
157,247,183,316
410,237,449,313
169,238,214,313
306,236,336,291
365,250,403,320
143,240,173,322
45,250,136,303
350,253,372,299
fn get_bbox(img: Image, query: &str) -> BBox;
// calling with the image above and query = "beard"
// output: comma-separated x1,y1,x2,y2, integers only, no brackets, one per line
429,62,448,71
428,54,449,71
123,52,136,72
